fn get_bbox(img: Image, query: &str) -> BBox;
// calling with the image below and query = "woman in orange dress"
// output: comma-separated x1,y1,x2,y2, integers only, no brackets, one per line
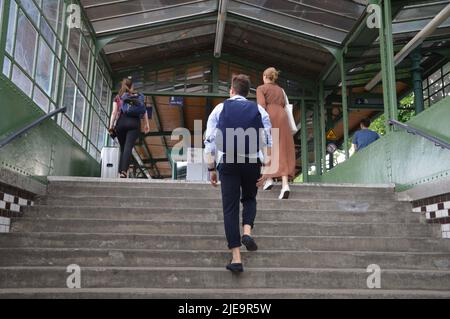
257,68,296,199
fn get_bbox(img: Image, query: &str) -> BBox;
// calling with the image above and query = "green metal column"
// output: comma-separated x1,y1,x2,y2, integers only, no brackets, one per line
212,58,220,93
313,101,321,176
379,0,398,129
339,55,350,160
319,81,326,174
300,99,308,182
411,48,424,114
383,0,398,122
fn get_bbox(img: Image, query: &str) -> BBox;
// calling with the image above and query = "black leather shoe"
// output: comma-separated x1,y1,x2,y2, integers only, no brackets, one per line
242,235,258,252
226,262,244,273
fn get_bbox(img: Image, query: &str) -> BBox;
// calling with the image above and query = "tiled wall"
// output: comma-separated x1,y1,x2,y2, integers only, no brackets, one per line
412,193,450,239
0,216,10,233
0,182,36,233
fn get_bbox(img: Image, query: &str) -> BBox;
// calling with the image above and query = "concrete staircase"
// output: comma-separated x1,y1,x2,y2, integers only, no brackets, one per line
0,177,450,299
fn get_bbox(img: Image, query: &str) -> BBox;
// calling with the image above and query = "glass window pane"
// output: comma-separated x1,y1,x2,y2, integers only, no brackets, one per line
61,114,73,136
3,57,11,77
443,62,450,76
430,91,444,106
14,10,37,75
101,78,109,106
72,127,83,145
6,1,17,55
89,111,99,146
36,37,55,95
42,0,59,30
68,27,81,62
444,73,450,87
79,38,90,79
429,68,442,85
95,67,103,99
445,85,450,98
74,90,85,129
63,75,76,118
33,86,50,113
78,75,87,96
18,0,39,26
40,17,56,50
430,80,443,95
66,56,77,78
12,64,32,96
51,60,59,101
97,126,106,150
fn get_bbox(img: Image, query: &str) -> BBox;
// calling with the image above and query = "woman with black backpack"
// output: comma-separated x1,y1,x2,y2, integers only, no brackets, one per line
109,77,150,178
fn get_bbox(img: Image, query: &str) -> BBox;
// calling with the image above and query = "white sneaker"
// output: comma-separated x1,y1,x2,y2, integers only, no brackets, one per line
263,178,274,191
279,186,291,200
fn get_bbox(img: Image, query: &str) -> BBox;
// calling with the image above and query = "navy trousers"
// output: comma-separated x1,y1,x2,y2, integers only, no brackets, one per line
218,160,262,249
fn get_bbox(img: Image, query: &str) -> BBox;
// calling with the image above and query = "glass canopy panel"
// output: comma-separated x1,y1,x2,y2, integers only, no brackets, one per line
82,0,218,34
245,0,362,31
104,23,216,54
393,1,450,34
228,0,363,44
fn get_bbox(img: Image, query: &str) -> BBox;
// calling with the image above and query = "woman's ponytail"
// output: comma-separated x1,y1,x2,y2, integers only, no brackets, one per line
118,77,134,96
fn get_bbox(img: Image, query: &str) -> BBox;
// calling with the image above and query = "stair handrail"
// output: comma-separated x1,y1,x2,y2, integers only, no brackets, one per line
388,119,450,150
0,107,67,149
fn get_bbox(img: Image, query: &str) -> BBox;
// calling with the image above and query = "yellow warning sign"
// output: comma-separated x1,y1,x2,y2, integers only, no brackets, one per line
327,129,338,141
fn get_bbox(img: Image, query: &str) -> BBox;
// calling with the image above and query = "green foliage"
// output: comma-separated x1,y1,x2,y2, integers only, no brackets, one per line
369,93,416,136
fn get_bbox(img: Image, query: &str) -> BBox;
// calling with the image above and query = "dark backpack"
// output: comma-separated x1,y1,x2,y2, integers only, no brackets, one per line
216,98,264,160
120,93,146,118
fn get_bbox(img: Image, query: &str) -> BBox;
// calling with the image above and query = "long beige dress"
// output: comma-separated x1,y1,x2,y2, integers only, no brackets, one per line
257,83,296,179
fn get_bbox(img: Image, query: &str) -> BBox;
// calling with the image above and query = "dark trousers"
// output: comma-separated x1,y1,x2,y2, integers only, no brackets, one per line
116,115,140,173
218,160,262,249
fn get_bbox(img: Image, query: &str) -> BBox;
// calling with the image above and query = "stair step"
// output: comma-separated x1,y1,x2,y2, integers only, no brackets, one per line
2,233,448,252
46,185,396,201
1,288,450,299
1,248,449,270
47,178,395,193
40,196,412,212
10,219,436,237
23,206,419,224
1,267,450,290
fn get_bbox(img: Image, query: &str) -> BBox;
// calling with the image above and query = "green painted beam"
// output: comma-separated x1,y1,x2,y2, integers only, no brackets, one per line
300,99,308,182
119,91,312,102
313,100,321,176
383,0,399,123
339,55,350,160
319,81,327,174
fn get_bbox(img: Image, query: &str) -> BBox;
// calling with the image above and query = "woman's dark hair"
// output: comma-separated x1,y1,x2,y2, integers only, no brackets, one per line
361,118,371,128
118,77,135,96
